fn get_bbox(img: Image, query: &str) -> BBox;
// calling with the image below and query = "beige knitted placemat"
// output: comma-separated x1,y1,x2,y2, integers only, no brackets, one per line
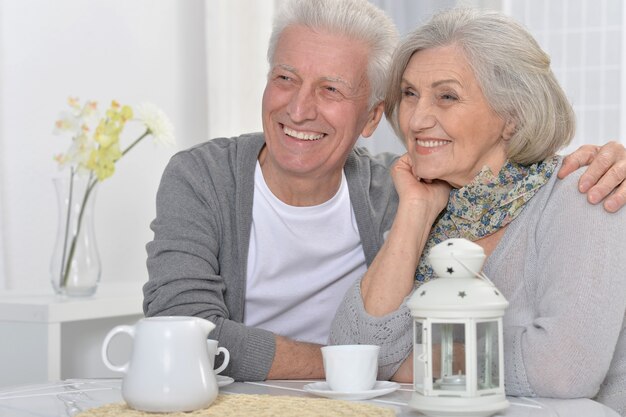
75,393,396,417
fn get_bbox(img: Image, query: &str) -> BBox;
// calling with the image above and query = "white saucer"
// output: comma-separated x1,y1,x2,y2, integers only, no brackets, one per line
303,381,400,401
217,375,235,387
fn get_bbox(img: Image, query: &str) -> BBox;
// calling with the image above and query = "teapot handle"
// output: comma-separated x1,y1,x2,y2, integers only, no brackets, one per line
101,325,135,373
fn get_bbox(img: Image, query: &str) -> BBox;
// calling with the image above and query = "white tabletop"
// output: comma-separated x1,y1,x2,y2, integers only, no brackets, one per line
0,378,619,417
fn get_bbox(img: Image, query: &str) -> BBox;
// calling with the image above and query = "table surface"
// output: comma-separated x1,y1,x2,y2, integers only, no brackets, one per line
0,378,619,417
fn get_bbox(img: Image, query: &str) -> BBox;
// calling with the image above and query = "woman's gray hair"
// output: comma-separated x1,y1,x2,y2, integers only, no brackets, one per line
385,8,575,164
267,0,399,109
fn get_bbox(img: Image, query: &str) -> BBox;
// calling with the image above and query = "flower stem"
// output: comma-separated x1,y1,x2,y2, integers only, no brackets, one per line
61,173,98,288
58,168,75,282
59,128,150,290
121,129,150,157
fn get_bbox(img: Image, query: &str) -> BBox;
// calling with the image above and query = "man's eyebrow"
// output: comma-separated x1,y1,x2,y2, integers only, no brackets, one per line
323,76,354,90
273,64,354,90
275,63,298,73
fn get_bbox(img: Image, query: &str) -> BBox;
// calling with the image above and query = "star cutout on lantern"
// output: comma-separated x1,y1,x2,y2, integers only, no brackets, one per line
420,290,426,297
446,267,454,274
458,291,467,298
494,290,500,296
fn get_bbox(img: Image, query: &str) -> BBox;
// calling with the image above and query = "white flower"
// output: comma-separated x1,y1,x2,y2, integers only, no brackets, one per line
54,100,100,136
54,134,93,172
53,110,82,136
135,102,176,147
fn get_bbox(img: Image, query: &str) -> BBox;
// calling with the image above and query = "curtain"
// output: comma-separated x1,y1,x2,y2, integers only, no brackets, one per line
0,1,5,288
205,0,275,139
503,0,625,150
0,190,5,289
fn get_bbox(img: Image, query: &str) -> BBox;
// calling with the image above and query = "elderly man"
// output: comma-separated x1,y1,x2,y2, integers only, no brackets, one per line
143,0,626,382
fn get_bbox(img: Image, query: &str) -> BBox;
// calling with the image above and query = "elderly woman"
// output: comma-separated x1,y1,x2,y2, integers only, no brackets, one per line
330,8,626,415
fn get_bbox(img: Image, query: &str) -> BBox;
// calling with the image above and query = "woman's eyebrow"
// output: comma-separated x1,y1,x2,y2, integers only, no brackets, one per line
432,79,461,88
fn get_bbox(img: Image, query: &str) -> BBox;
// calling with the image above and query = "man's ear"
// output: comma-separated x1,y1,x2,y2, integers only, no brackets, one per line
361,102,384,138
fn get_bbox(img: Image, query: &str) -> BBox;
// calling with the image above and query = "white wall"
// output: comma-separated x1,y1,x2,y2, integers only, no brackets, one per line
0,0,208,290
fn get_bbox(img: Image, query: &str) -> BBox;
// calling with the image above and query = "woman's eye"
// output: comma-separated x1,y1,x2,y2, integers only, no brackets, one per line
401,88,417,98
440,93,458,101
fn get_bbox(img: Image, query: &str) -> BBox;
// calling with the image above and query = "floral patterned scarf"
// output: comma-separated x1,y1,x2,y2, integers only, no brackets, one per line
415,156,560,282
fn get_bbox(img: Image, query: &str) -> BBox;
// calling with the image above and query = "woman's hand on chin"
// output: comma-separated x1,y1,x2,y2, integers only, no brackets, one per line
392,153,451,217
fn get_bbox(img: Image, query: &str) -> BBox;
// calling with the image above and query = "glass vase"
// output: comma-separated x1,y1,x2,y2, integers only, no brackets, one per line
50,174,101,296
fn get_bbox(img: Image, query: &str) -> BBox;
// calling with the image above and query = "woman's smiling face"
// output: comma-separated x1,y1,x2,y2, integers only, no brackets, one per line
398,44,513,188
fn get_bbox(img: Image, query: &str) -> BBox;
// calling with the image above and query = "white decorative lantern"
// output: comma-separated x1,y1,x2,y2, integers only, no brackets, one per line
407,238,509,417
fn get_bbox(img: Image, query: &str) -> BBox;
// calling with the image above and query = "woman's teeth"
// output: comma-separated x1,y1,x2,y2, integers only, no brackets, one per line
416,139,449,148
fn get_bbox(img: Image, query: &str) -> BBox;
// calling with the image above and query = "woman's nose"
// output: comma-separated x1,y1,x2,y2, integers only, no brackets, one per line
287,87,317,122
409,101,436,133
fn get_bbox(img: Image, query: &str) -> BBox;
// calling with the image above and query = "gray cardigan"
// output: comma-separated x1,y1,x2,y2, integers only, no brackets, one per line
143,132,399,381
330,163,626,416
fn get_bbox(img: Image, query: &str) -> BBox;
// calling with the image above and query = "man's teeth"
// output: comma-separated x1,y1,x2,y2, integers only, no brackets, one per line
284,126,324,140
416,139,449,148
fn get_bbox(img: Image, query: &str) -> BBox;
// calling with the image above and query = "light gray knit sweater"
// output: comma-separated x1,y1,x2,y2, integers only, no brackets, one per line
330,163,626,416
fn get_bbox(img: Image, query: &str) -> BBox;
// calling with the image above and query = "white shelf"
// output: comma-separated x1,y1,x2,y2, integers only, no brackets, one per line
0,282,144,322
0,282,145,387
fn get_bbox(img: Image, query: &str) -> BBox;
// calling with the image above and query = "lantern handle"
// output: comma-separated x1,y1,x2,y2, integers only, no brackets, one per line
450,253,495,286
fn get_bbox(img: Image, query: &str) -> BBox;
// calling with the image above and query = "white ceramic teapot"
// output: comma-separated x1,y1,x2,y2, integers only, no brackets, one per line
101,316,222,412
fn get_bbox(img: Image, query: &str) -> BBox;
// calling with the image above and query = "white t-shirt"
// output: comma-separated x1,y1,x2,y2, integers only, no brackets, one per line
244,162,367,345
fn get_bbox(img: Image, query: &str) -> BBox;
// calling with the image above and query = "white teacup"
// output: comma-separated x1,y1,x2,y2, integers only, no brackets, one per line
206,339,230,375
321,344,380,392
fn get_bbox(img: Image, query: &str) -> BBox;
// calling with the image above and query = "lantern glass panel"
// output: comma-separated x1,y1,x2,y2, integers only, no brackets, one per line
413,320,424,392
477,321,500,390
431,322,466,390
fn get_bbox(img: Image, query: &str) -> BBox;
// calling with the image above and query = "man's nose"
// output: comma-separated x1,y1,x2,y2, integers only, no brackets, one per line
287,87,317,122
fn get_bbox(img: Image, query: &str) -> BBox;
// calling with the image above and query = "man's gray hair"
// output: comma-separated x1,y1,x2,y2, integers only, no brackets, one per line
267,0,399,109
385,8,575,164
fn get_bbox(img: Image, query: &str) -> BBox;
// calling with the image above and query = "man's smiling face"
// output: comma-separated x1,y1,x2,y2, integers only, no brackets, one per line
260,25,381,202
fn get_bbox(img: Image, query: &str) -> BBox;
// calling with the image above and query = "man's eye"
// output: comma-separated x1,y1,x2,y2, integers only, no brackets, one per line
322,86,341,96
320,86,344,100
278,75,291,81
